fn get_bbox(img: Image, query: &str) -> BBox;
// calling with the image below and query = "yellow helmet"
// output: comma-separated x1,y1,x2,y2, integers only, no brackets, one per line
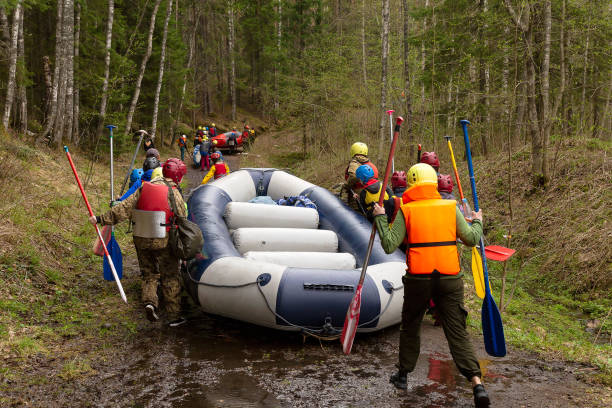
151,167,163,180
198,126,203,130
211,123,216,127
406,163,438,187
212,140,218,145
350,142,368,157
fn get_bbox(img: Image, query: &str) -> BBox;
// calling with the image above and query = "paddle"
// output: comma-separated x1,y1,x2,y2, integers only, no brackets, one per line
341,115,404,355
119,129,147,196
103,125,123,281
417,143,422,162
444,134,488,299
483,245,516,261
386,110,395,172
64,146,127,303
460,119,506,357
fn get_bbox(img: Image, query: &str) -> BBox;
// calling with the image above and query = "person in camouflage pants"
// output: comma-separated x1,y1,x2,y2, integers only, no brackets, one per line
90,159,188,327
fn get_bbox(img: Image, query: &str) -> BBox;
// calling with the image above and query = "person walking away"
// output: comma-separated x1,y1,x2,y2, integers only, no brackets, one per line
117,156,161,202
420,151,440,173
89,158,189,327
391,171,407,197
343,142,378,211
143,137,155,152
178,134,188,161
200,137,212,171
437,174,455,200
242,125,250,149
201,152,230,184
372,163,490,407
355,164,396,223
209,123,217,137
146,148,160,161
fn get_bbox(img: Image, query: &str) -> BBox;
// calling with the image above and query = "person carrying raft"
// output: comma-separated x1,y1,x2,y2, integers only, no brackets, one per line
117,156,161,202
354,164,396,223
89,159,189,327
343,142,378,212
178,134,188,161
201,152,230,184
371,162,490,407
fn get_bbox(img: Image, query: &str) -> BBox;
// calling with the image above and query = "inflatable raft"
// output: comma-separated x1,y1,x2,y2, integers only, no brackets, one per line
184,169,406,336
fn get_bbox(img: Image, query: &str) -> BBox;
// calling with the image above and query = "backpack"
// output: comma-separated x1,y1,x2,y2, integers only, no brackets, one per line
163,181,204,259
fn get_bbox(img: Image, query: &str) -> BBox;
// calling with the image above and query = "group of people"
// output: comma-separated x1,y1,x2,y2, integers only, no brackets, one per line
89,140,190,328
342,142,490,407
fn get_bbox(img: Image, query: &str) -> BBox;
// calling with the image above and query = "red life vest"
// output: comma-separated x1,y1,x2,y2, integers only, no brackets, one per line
137,182,174,231
400,184,460,276
214,163,228,179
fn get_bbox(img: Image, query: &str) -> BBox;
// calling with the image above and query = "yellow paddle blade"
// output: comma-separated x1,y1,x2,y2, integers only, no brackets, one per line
471,247,486,299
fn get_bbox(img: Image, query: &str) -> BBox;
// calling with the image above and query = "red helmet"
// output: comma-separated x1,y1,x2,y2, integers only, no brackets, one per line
391,171,407,189
211,152,221,160
162,158,187,184
245,125,250,129
437,173,454,193
420,151,440,170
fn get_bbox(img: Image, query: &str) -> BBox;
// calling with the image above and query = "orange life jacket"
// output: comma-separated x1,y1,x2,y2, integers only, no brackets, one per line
137,182,174,231
400,184,460,276
213,163,228,179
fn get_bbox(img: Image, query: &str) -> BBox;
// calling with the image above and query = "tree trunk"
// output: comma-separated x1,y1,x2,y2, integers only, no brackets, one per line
0,6,9,57
41,0,64,140
420,0,429,126
125,0,162,136
539,0,552,181
228,0,236,121
274,0,282,114
361,0,367,87
73,3,80,143
17,5,26,133
402,0,413,150
97,0,114,140
478,0,489,156
124,0,151,58
580,31,590,132
171,5,197,146
150,0,173,140
63,0,75,143
52,0,72,148
378,0,390,151
2,0,23,130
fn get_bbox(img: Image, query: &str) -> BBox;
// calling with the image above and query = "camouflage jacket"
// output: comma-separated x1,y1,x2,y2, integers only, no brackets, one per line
99,177,187,250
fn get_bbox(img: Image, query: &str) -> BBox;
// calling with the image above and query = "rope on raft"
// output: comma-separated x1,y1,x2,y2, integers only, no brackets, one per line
186,271,403,341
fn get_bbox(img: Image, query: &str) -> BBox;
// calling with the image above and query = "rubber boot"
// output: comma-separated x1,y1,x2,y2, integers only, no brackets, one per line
473,384,490,407
389,370,407,390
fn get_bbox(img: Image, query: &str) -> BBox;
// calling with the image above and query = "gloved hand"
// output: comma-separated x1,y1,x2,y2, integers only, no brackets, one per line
110,200,119,207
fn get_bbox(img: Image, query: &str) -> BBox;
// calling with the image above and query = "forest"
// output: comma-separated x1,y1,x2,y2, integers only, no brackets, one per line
1,0,609,176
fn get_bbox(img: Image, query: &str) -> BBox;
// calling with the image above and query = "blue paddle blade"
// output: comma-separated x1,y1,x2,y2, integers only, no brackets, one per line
482,294,506,357
103,236,123,281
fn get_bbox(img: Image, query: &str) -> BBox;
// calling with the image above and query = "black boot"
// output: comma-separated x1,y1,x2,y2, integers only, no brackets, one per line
389,370,407,390
473,384,490,407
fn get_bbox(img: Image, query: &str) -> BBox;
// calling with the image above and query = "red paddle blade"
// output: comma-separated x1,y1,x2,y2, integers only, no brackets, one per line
341,284,363,355
484,245,516,261
92,225,112,257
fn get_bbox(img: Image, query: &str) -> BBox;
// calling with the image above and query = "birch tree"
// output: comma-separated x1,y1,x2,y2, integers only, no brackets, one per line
378,0,390,148
150,0,173,140
97,0,115,140
2,0,23,130
402,0,413,147
62,0,75,143
73,3,80,143
17,6,26,133
125,0,162,136
228,0,236,121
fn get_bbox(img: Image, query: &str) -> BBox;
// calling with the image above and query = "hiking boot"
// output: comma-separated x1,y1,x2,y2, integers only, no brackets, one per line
145,303,159,322
389,370,407,390
473,384,490,408
168,317,187,328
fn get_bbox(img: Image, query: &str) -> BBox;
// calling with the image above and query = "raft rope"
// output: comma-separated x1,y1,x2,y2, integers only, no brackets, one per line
187,272,404,341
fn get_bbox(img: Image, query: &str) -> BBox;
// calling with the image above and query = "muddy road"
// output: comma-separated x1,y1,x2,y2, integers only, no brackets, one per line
6,146,609,407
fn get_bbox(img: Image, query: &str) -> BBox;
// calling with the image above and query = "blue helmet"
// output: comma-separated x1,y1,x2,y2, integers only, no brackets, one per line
356,164,375,184
130,168,144,183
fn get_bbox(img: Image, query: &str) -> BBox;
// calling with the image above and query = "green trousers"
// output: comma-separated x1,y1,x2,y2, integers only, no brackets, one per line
135,244,181,319
399,275,482,381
